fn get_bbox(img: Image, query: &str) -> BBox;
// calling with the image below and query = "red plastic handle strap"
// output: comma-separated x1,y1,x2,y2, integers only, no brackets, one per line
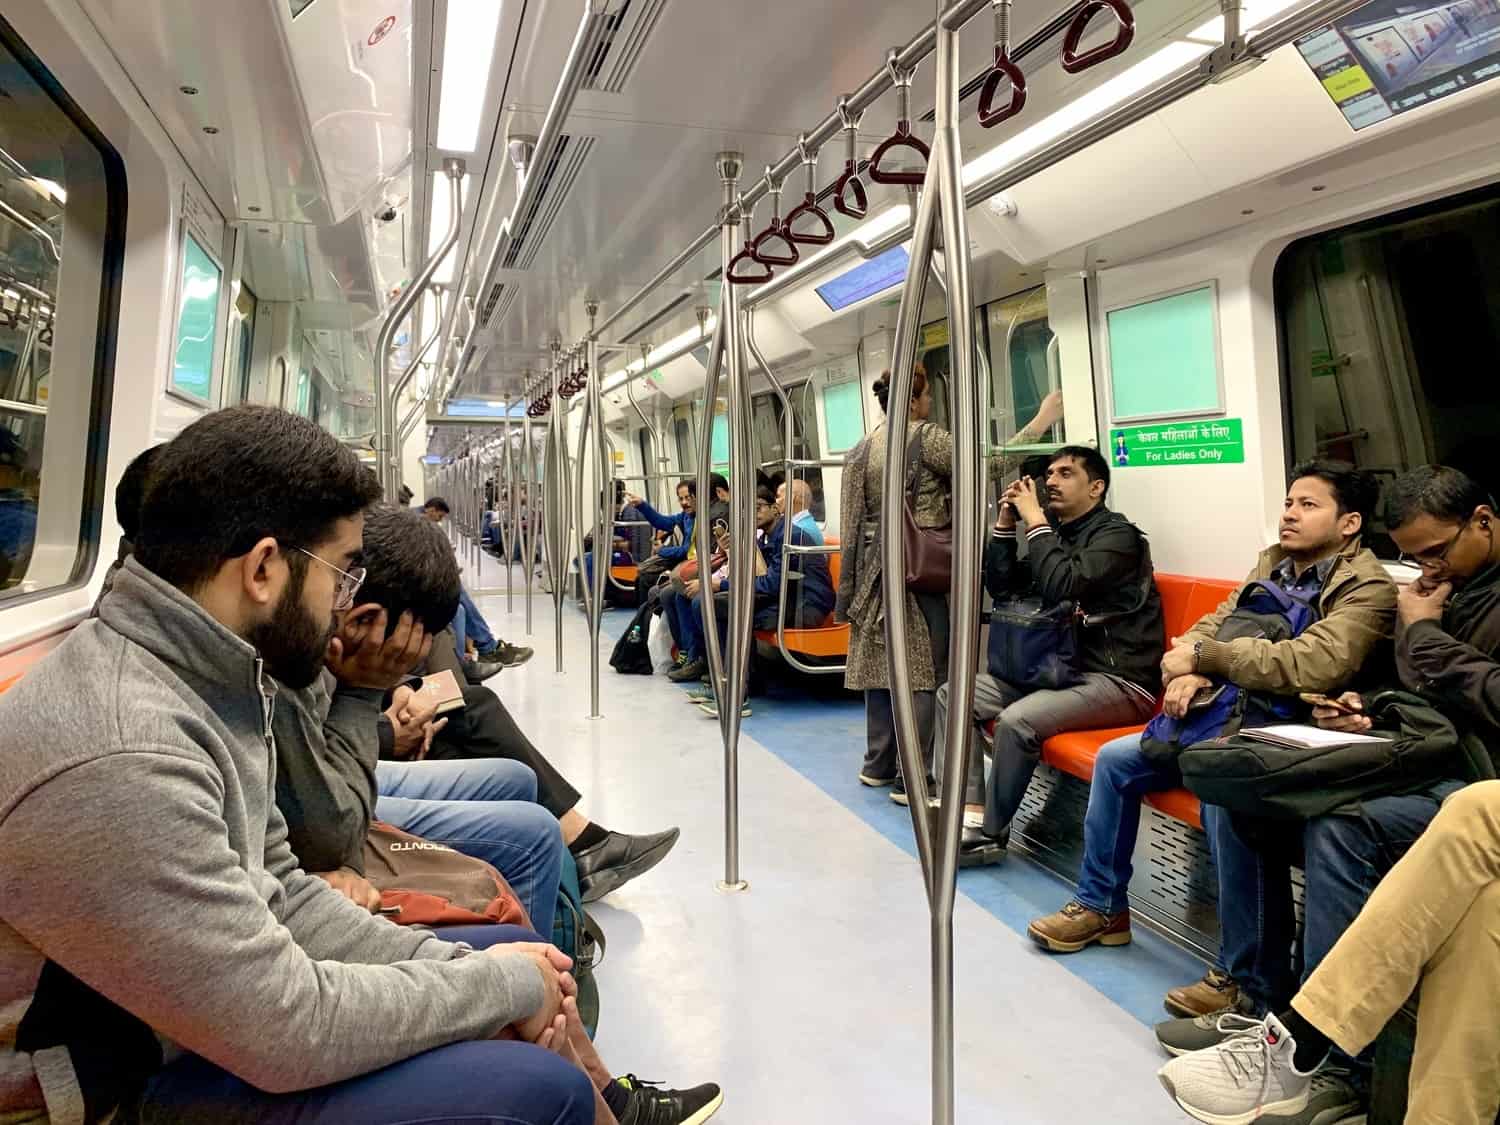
726,241,773,285
785,193,836,245
751,222,799,267
1060,0,1136,74
977,49,1028,128
834,161,868,219
867,123,930,187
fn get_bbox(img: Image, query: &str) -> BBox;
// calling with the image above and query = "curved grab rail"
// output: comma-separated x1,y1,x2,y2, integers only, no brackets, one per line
749,170,799,267
868,50,930,187
785,134,836,246
1060,0,1135,73
833,96,869,219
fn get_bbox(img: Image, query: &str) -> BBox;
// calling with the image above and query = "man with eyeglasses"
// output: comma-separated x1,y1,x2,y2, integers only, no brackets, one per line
1156,465,1500,1120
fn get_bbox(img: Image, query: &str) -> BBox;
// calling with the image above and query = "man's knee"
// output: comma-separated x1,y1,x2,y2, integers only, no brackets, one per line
1434,780,1500,837
476,759,539,803
1092,737,1146,788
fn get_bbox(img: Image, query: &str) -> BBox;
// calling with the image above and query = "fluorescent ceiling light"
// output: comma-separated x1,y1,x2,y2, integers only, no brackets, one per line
962,41,1209,187
1184,0,1301,42
428,171,471,284
601,316,720,390
435,0,504,152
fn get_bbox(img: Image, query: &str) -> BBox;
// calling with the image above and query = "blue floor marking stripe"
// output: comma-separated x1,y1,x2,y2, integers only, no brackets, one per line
594,606,1206,1030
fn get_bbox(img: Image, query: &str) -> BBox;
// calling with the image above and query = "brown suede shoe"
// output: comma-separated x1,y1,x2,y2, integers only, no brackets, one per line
1026,901,1131,953
1163,968,1244,1018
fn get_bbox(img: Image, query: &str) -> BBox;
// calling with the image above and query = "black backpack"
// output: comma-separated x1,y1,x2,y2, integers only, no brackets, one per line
609,602,656,675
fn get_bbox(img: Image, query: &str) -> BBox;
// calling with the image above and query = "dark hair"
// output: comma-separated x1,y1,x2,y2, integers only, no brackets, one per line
755,484,775,505
423,496,450,515
710,472,729,497
115,445,164,541
871,365,928,415
357,505,461,635
677,478,697,497
1048,445,1111,498
136,405,382,592
1290,459,1379,529
614,480,626,504
1385,465,1494,530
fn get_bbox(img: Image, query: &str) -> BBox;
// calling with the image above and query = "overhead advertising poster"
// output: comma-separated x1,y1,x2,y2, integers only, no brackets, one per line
1294,0,1500,129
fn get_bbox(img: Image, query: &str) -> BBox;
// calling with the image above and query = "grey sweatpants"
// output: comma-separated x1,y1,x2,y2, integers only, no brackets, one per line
934,672,1155,837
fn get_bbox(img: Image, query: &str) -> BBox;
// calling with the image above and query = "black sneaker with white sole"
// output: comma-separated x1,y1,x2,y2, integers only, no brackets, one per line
492,641,534,668
615,1074,723,1125
573,827,681,903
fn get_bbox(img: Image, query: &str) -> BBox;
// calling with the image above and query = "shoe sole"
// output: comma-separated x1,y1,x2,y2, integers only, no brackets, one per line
680,1089,725,1125
858,774,896,787
579,829,682,903
957,844,1005,867
890,792,909,806
1026,926,1132,954
1159,1078,1309,1125
1164,996,1236,1020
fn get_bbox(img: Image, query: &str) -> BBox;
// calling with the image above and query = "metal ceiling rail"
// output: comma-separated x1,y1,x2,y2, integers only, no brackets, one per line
587,0,992,348
442,0,618,406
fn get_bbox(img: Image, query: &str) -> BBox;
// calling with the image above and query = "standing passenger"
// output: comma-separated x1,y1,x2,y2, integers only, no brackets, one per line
836,367,1062,789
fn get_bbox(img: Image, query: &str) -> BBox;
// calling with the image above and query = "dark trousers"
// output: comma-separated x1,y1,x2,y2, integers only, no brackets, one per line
860,590,949,782
134,925,594,1125
1207,778,1464,1083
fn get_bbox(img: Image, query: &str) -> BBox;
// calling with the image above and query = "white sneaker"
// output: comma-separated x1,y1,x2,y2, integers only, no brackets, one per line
1157,1014,1314,1124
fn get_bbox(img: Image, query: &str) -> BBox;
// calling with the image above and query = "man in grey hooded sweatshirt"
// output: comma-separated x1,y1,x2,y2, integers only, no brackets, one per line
0,406,593,1124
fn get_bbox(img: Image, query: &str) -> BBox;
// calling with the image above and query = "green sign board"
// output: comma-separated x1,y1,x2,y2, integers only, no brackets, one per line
1110,418,1244,468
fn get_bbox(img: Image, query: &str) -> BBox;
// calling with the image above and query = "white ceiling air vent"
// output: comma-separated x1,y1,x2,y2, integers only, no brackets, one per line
582,0,671,94
478,281,518,331
499,134,596,271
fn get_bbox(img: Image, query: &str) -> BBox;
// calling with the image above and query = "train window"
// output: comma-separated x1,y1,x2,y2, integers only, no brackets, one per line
750,383,826,520
985,287,1064,446
1277,181,1500,553
751,392,782,469
228,284,258,405
672,409,693,475
918,319,954,431
822,378,865,453
0,20,124,600
167,232,222,406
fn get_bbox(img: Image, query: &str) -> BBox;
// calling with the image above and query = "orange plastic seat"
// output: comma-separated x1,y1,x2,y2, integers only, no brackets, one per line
755,534,848,658
0,675,18,696
610,564,638,583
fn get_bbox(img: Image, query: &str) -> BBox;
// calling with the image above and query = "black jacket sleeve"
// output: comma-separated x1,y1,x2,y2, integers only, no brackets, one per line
1398,618,1500,739
1026,521,1144,607
984,533,1028,602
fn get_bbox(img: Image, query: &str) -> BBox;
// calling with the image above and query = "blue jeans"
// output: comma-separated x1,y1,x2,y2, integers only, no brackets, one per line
657,585,691,654
1073,732,1184,915
1207,779,1463,1079
376,757,564,929
452,584,496,659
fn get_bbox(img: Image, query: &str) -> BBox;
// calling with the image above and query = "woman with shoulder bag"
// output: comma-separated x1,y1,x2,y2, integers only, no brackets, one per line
836,365,1063,791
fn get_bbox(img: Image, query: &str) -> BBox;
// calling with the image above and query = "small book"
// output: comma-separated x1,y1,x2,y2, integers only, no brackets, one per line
1238,724,1391,750
415,669,466,716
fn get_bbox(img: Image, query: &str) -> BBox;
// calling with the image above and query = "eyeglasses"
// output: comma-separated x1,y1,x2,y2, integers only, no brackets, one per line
296,548,366,610
1398,518,1470,572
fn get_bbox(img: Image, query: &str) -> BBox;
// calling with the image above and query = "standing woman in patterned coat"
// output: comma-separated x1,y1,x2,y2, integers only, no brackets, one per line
836,366,1062,794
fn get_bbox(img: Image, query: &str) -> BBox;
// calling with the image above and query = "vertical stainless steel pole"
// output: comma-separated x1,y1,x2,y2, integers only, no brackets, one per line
696,151,751,894
585,301,608,719
571,364,595,627
522,394,535,636
877,12,982,1123
502,418,516,611
546,340,569,674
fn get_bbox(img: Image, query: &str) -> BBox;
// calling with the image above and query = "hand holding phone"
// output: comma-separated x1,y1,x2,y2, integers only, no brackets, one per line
1299,692,1358,715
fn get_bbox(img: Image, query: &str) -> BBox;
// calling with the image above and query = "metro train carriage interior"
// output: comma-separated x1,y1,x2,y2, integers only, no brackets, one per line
5,0,1500,1121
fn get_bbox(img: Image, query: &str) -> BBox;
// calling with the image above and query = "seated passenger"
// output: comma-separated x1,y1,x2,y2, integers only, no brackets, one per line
934,446,1163,861
629,479,698,595
776,478,823,546
422,495,534,675
674,486,834,713
1160,781,1500,1125
0,405,664,1123
1156,466,1500,1108
270,504,566,927
1026,461,1395,968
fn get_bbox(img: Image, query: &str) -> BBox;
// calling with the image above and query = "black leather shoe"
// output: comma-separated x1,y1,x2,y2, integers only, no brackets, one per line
462,656,504,684
667,658,707,683
575,827,681,903
958,825,1008,868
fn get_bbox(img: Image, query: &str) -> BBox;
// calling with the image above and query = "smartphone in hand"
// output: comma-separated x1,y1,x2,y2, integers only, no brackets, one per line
1299,692,1359,715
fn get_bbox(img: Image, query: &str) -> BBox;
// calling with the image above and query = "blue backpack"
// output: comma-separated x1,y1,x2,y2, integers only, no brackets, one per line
1140,579,1322,765
552,851,604,1037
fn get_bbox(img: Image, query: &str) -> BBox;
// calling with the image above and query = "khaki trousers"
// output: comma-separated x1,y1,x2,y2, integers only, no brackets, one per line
1293,780,1500,1125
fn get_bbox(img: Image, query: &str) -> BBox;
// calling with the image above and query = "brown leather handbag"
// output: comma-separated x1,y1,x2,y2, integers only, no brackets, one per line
901,424,953,594
363,821,530,928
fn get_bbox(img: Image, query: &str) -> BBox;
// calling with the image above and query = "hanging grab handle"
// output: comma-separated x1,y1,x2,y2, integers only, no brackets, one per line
833,96,868,219
785,134,835,246
750,168,799,267
977,0,1027,128
726,195,773,285
1060,0,1136,73
867,51,930,187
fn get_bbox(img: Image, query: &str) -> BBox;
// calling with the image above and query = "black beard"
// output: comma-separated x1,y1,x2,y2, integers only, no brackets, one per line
250,566,335,689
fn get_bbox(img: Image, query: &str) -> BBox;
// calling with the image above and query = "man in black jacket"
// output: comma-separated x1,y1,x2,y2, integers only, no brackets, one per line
931,446,1164,863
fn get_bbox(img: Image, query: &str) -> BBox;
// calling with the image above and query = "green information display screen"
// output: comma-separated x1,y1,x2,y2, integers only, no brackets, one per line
1110,418,1245,467
822,380,865,453
710,413,729,469
1106,285,1221,421
170,232,222,404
